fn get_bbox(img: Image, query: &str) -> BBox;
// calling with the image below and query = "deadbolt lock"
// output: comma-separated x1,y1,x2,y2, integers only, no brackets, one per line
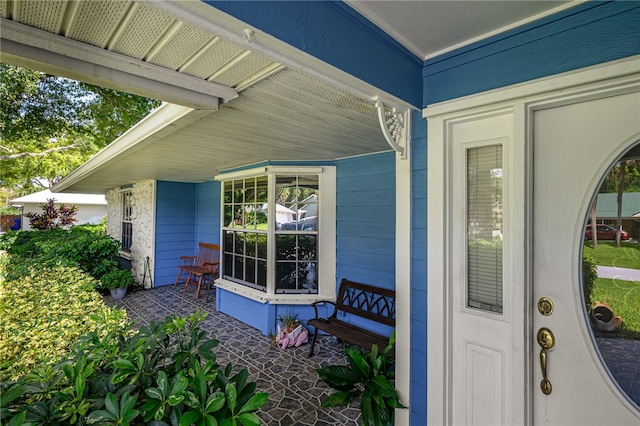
537,297,554,316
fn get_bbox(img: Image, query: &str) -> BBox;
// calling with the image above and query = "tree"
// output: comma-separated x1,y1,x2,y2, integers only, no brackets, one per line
0,64,160,193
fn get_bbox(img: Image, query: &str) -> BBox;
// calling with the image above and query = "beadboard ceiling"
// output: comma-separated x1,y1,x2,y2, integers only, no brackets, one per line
0,0,575,192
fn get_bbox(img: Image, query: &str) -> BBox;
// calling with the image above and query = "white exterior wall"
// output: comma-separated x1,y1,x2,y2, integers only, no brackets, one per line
20,203,106,231
105,180,156,288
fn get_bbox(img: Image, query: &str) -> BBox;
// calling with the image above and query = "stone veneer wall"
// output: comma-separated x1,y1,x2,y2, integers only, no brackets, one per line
105,180,156,288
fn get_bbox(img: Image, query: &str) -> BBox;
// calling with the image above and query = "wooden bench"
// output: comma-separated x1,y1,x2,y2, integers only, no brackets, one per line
307,278,396,358
174,242,220,299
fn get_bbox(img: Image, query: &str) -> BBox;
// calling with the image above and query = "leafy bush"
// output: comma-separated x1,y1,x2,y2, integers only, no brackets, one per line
100,269,135,290
0,206,21,215
0,264,128,381
24,198,78,230
582,253,598,310
316,331,405,426
2,311,268,425
0,226,120,280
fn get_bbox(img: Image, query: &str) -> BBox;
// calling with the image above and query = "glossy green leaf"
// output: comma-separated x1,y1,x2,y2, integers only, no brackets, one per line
319,390,358,408
156,370,169,394
179,410,201,426
104,392,118,415
6,411,26,426
225,383,237,413
345,346,371,380
238,392,268,414
146,387,163,401
315,365,358,390
369,375,396,398
237,412,261,426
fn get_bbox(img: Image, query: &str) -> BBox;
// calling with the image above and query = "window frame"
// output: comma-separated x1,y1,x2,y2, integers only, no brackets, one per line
215,166,336,304
120,189,133,254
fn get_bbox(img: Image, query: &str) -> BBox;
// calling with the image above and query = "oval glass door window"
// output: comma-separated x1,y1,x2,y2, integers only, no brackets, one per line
582,141,640,408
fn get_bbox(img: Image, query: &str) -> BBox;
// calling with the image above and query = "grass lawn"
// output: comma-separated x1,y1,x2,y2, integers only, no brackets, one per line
583,241,640,269
592,277,640,335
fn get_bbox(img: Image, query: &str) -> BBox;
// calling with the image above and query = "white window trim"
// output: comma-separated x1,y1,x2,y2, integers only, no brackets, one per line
119,187,133,258
215,165,336,304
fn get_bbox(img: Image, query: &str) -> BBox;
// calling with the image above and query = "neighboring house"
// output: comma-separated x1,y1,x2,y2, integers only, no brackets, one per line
593,192,640,239
3,1,639,424
10,190,107,231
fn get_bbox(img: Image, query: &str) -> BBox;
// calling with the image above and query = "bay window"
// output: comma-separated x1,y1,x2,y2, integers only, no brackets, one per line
216,166,335,302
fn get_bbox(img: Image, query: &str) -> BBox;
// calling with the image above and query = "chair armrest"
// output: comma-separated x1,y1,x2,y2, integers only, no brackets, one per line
309,300,337,320
203,262,220,274
180,255,196,266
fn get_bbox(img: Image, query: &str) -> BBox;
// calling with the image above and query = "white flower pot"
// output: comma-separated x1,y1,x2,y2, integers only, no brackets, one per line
110,287,128,300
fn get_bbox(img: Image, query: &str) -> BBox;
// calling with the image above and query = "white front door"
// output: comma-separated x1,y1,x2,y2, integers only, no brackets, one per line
531,90,640,425
426,57,640,426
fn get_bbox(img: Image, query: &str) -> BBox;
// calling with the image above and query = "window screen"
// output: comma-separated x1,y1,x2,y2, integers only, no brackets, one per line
467,145,503,313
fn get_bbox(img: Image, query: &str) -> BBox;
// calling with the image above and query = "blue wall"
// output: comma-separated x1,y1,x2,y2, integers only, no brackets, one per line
335,152,396,289
205,0,422,107
154,180,220,286
155,181,197,286
196,181,221,244
423,1,640,105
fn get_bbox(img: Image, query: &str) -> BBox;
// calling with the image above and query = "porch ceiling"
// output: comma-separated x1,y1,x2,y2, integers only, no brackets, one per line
1,0,577,193
53,67,390,193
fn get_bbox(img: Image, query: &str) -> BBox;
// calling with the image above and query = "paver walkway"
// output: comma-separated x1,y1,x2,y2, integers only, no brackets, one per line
105,285,361,425
597,265,640,282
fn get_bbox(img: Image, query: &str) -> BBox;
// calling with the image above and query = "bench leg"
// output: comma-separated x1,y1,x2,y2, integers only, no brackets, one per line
308,327,319,358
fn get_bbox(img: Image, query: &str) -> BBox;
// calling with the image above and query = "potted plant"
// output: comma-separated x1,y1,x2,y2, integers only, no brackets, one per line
316,331,405,426
101,269,135,300
277,309,301,332
275,309,308,349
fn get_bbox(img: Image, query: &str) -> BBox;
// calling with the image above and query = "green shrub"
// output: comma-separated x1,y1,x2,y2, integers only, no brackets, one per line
100,269,135,290
316,331,405,426
2,311,268,425
0,227,120,280
0,264,128,381
582,253,598,310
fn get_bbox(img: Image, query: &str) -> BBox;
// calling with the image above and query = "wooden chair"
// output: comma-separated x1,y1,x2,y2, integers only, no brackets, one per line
174,242,220,299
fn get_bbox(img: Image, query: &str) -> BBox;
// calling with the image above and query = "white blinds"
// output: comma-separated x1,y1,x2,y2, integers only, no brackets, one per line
467,145,503,313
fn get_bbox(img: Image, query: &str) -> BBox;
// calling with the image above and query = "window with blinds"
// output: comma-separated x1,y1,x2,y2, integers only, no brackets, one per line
466,145,503,314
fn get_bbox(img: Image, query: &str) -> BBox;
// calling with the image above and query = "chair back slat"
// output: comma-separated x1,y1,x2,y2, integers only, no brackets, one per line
193,242,220,267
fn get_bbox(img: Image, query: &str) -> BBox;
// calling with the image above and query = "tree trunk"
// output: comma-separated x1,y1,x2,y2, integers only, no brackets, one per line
590,198,598,249
615,161,626,248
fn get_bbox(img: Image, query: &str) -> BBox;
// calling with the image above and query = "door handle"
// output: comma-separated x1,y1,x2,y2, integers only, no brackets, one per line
537,327,555,395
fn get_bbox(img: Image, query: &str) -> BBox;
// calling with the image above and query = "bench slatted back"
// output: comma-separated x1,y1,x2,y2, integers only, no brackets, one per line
335,278,395,327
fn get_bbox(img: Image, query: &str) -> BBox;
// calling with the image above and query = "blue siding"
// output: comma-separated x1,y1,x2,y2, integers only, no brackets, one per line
215,288,274,334
154,181,221,286
204,0,422,107
196,181,221,244
423,2,640,105
154,181,197,286
410,111,428,425
335,152,396,291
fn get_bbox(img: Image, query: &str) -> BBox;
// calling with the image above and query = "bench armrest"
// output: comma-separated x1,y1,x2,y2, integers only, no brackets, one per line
310,300,337,320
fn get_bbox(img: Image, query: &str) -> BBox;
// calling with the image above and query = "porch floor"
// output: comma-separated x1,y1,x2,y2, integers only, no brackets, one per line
104,285,361,425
